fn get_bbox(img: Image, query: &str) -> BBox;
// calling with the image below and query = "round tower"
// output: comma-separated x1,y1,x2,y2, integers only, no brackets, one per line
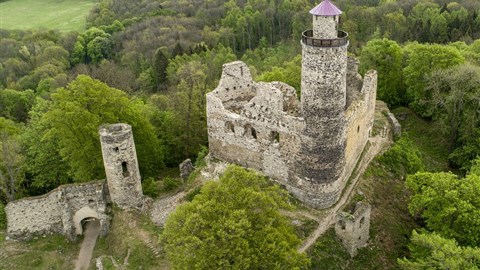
296,0,349,206
99,123,143,209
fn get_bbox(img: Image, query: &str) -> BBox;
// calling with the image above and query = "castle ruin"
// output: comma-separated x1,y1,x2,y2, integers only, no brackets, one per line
207,0,377,208
335,201,371,257
5,123,144,240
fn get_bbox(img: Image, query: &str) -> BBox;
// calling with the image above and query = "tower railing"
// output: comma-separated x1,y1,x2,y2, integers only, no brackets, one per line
302,30,348,47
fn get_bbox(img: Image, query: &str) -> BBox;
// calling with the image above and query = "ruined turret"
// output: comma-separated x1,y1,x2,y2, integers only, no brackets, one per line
335,202,371,257
99,124,143,209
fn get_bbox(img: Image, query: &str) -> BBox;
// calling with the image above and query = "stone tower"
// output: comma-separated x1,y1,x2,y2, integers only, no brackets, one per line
296,0,349,203
99,123,143,209
335,202,371,257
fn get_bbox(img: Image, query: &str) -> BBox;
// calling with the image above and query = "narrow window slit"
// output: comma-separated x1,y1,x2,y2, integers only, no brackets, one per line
122,162,129,177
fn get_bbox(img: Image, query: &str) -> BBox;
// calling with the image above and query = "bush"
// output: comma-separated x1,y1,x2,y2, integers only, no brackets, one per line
142,177,160,198
185,186,201,202
378,135,424,176
162,177,182,192
0,203,6,230
194,145,208,167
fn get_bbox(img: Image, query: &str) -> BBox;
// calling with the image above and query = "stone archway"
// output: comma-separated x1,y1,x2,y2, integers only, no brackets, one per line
73,206,100,235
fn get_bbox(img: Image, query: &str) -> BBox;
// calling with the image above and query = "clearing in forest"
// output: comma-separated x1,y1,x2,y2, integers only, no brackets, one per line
0,0,96,32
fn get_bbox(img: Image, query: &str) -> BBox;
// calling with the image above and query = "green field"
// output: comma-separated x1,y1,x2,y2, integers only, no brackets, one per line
0,0,96,32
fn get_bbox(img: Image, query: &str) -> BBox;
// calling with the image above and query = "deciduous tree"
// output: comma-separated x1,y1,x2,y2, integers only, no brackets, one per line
406,170,480,246
398,231,480,270
162,165,310,270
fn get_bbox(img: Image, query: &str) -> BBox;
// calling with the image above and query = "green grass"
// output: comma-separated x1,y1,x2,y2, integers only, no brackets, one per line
392,107,451,172
0,0,96,32
0,233,80,269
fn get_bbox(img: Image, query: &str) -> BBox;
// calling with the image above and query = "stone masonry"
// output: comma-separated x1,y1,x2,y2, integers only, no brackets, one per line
99,123,143,209
5,181,109,241
335,201,371,257
206,0,377,208
6,123,145,240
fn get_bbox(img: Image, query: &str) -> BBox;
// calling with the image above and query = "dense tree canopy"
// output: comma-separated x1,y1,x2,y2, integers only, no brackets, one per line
406,168,480,247
162,165,309,269
398,231,480,270
424,65,480,170
359,38,404,107
0,117,24,201
24,75,164,188
403,43,465,114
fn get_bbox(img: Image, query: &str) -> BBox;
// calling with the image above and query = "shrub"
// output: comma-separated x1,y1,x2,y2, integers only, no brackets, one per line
185,186,201,202
378,135,424,176
194,145,209,167
0,203,6,230
142,177,160,198
162,177,181,192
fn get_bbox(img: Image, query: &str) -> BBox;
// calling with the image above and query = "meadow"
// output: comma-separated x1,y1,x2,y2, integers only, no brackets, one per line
0,0,96,32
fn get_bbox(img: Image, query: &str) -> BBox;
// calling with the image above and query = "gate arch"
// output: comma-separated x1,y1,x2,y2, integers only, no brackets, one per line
73,206,100,235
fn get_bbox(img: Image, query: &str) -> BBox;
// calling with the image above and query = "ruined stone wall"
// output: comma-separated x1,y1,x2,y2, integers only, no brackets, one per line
6,190,63,239
207,62,305,187
345,70,377,176
61,182,109,238
6,182,109,240
335,202,371,257
312,15,339,39
100,124,143,209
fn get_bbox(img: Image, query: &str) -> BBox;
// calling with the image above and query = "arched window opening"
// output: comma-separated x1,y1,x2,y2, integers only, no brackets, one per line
225,121,235,134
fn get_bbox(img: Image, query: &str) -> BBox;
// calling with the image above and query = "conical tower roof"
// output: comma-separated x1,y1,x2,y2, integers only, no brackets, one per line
309,0,342,16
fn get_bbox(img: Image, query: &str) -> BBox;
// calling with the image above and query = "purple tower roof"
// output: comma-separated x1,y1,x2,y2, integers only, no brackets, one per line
309,0,342,16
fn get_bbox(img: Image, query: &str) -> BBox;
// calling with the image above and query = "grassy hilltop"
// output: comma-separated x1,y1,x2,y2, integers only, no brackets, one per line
0,0,95,32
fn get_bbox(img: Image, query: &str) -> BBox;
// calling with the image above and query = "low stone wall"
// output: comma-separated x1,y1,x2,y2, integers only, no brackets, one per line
6,181,109,240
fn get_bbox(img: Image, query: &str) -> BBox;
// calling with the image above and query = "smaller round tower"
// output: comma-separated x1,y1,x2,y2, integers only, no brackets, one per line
99,123,143,209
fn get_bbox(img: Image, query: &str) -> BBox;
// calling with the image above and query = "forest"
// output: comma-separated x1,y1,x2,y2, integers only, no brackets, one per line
1,0,480,269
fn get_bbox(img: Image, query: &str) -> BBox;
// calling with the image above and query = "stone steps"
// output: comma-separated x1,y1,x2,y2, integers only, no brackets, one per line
143,238,161,259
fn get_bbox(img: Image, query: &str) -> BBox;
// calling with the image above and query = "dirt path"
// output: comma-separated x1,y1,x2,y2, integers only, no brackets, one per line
298,135,390,253
75,219,101,270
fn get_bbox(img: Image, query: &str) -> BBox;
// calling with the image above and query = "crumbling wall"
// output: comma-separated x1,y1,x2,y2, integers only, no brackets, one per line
6,181,109,240
208,61,351,208
207,62,304,187
207,57,377,209
345,70,377,177
5,190,63,239
335,201,371,257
